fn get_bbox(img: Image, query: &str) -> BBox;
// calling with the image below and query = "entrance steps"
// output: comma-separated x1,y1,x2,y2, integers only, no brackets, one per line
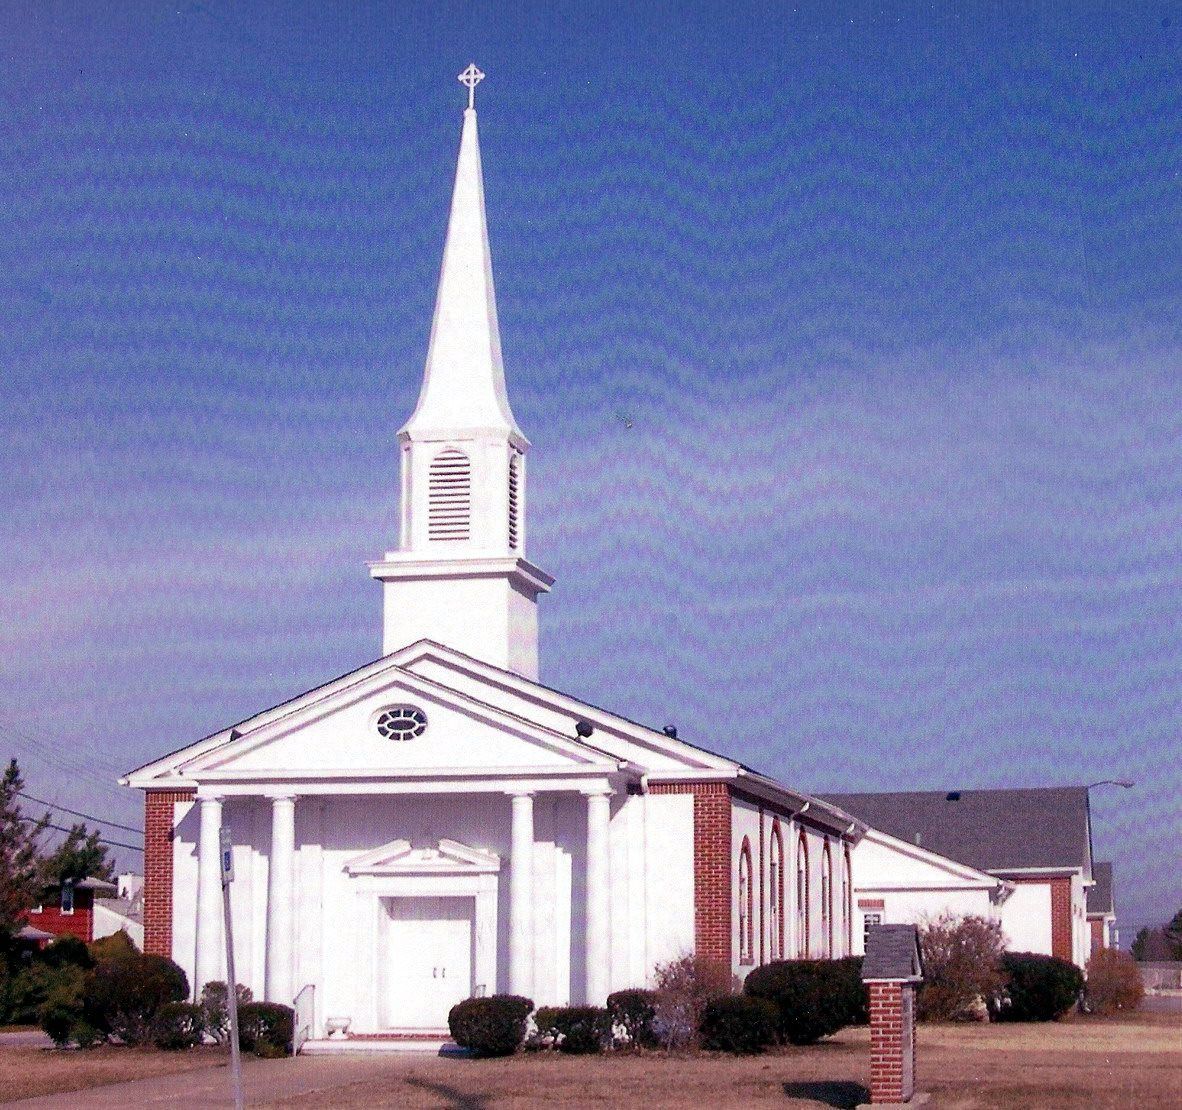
301,1029,465,1055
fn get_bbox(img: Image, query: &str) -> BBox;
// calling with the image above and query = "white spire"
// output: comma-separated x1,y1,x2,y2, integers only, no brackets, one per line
401,71,522,441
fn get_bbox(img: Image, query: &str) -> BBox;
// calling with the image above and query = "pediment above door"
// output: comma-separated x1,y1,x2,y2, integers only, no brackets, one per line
343,837,501,877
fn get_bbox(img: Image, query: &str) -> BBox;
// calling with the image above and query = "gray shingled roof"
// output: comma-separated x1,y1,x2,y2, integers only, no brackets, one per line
819,787,1090,874
862,924,923,981
1087,861,1114,915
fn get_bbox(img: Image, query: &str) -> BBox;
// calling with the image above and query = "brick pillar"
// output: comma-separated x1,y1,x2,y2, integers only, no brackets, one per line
868,980,917,1104
1049,877,1072,961
649,782,732,970
143,788,195,957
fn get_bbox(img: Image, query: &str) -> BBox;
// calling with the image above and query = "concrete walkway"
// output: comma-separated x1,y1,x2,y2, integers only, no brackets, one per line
8,1052,427,1107
0,1031,52,1049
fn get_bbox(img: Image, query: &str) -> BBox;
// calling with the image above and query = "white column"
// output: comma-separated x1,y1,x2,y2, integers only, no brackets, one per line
509,791,534,998
194,795,223,999
266,794,297,1004
584,788,612,1004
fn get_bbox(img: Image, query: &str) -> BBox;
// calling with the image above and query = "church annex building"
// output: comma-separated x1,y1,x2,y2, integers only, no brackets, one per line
124,70,1112,1043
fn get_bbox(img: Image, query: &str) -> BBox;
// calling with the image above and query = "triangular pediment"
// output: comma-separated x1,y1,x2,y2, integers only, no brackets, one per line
344,838,500,876
126,656,620,787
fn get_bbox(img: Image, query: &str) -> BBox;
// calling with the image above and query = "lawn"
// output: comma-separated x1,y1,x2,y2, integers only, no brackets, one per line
0,1042,226,1103
267,1013,1181,1109
0,1012,1177,1107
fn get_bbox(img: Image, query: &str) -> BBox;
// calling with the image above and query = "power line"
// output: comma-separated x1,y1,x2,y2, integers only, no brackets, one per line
19,815,143,854
0,718,128,795
16,790,142,837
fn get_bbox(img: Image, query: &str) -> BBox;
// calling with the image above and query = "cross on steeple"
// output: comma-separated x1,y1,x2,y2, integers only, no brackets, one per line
458,63,485,110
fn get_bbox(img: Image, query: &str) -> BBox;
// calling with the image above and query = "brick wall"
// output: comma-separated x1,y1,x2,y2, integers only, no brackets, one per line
143,789,195,957
650,782,732,968
868,980,916,1104
1049,876,1072,962
1089,917,1104,954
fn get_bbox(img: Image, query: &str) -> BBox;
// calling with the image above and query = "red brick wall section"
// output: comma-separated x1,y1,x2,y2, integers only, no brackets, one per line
1089,918,1104,954
1049,877,1072,962
143,789,196,957
868,981,909,1104
649,782,732,969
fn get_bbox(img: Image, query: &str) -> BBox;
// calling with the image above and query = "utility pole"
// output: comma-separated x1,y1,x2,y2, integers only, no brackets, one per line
220,826,245,1110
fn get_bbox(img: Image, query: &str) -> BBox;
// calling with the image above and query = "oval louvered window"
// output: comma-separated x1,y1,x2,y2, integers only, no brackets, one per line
508,453,521,550
429,448,470,541
375,705,428,740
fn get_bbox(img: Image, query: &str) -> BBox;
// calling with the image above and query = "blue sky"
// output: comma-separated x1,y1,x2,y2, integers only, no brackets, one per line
1,2,1178,939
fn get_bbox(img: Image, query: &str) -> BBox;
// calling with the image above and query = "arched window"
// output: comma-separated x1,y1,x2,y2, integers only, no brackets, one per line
796,833,809,957
843,846,853,956
508,452,522,550
738,838,754,965
428,448,471,541
821,842,833,958
769,821,784,960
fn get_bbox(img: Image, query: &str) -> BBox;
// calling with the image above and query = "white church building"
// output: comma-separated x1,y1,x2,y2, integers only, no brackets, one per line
124,70,867,1041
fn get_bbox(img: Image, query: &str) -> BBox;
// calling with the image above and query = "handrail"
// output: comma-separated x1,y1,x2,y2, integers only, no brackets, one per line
292,983,315,1054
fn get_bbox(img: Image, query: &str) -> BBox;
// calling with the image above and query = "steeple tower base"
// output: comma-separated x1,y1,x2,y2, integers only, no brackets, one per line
370,554,553,679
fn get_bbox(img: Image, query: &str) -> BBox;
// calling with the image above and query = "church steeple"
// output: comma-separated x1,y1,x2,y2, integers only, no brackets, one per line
369,67,553,678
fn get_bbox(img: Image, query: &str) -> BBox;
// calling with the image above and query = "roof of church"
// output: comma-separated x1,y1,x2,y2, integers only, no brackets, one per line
1087,861,1114,915
819,786,1091,874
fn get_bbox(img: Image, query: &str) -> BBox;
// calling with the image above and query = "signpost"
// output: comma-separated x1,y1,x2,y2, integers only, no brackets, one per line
220,826,245,1110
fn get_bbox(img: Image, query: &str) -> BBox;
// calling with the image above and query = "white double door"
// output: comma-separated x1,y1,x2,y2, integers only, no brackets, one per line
380,896,474,1030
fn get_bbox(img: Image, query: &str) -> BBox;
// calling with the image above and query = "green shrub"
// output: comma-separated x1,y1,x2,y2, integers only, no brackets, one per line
535,1005,611,1054
39,999,81,1047
83,952,189,1045
88,930,137,963
449,995,533,1057
607,989,659,1048
238,1001,295,1057
992,953,1084,1022
10,963,86,1025
833,956,869,1025
199,980,254,1043
152,1001,205,1050
743,959,852,1045
1085,949,1143,1015
41,936,94,971
699,995,778,1054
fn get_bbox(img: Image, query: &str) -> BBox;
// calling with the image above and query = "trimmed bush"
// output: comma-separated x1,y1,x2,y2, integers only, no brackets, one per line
535,1005,611,1054
199,980,254,1044
448,994,533,1057
992,953,1084,1022
83,952,190,1045
743,959,852,1045
607,989,659,1048
238,1001,295,1057
1085,949,1143,1014
10,963,86,1026
699,995,778,1054
153,1001,205,1050
834,956,868,1025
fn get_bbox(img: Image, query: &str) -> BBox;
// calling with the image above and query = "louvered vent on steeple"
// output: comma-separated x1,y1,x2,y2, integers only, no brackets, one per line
428,448,471,541
508,452,521,550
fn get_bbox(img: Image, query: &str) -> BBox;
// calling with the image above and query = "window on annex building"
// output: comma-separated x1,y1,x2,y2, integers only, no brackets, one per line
769,821,785,961
843,847,853,955
738,838,754,965
863,912,883,949
60,880,74,915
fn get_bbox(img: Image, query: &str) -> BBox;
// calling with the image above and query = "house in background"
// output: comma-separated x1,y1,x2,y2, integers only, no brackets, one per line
26,876,118,943
1087,861,1117,954
25,874,145,948
823,787,1098,968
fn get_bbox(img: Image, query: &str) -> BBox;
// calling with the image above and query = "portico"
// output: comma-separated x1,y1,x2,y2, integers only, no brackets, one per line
188,766,621,1030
